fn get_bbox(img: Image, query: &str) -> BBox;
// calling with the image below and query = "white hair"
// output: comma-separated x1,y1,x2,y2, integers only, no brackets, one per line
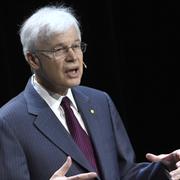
19,5,81,56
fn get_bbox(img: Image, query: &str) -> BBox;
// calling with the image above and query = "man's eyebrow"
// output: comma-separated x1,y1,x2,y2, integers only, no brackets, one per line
53,43,65,48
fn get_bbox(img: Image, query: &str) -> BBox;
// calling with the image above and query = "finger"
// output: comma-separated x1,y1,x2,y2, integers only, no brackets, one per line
173,150,180,161
170,168,180,180
146,153,160,162
176,161,180,168
68,172,97,180
53,156,72,177
146,153,167,162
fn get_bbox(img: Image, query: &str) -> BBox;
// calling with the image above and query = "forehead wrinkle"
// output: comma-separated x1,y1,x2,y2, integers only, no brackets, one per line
53,39,81,48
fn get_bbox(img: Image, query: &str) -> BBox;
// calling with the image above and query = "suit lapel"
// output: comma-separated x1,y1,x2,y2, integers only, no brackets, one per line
34,108,94,172
24,81,94,172
72,88,107,174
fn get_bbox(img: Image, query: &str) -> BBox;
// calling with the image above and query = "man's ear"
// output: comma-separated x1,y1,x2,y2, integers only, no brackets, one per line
26,52,40,70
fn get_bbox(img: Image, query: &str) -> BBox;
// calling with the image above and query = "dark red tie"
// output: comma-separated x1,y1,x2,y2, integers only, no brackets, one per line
61,97,98,172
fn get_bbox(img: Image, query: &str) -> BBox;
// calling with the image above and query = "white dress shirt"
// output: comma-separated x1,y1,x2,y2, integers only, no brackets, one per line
31,74,88,134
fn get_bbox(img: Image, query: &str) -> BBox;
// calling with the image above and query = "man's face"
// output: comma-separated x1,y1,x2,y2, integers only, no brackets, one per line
33,26,84,95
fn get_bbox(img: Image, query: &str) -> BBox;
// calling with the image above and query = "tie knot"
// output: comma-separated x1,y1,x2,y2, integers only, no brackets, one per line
61,96,71,108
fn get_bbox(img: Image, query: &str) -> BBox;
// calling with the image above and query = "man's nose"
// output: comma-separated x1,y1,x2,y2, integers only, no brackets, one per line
65,47,78,60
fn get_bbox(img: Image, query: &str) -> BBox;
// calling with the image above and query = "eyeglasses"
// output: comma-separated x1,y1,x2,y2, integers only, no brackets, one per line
32,42,87,59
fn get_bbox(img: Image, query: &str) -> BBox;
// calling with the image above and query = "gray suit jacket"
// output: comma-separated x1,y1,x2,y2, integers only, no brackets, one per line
0,79,170,180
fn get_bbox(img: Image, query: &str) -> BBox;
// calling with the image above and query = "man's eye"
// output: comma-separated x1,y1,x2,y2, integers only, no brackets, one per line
55,48,64,52
72,44,80,49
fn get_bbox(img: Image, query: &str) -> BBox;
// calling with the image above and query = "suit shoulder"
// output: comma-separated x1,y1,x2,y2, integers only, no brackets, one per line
74,85,112,101
76,85,108,95
0,92,25,116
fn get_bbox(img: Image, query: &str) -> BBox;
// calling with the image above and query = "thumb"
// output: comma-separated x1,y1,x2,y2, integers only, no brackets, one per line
51,156,72,178
146,153,165,162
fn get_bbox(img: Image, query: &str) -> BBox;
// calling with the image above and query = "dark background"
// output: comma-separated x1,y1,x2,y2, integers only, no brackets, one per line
0,1,179,162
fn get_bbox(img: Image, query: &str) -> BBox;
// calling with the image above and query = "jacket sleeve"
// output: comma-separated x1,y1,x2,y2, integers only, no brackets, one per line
105,92,171,180
0,117,30,180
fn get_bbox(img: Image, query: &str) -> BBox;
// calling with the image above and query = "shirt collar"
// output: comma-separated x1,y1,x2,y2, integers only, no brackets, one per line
31,74,78,110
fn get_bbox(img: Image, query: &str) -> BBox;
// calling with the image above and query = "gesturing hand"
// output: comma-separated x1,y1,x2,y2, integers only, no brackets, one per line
50,156,97,180
146,149,180,180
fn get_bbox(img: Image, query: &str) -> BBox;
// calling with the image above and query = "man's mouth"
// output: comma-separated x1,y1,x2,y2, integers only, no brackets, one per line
65,67,80,78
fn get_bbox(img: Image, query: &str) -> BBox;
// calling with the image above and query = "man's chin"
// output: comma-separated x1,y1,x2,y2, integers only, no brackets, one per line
67,80,81,88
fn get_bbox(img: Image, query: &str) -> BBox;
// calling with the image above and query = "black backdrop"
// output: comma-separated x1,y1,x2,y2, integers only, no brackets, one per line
0,0,179,162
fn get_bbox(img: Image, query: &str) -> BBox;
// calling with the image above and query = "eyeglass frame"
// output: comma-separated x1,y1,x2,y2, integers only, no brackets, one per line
31,42,87,60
